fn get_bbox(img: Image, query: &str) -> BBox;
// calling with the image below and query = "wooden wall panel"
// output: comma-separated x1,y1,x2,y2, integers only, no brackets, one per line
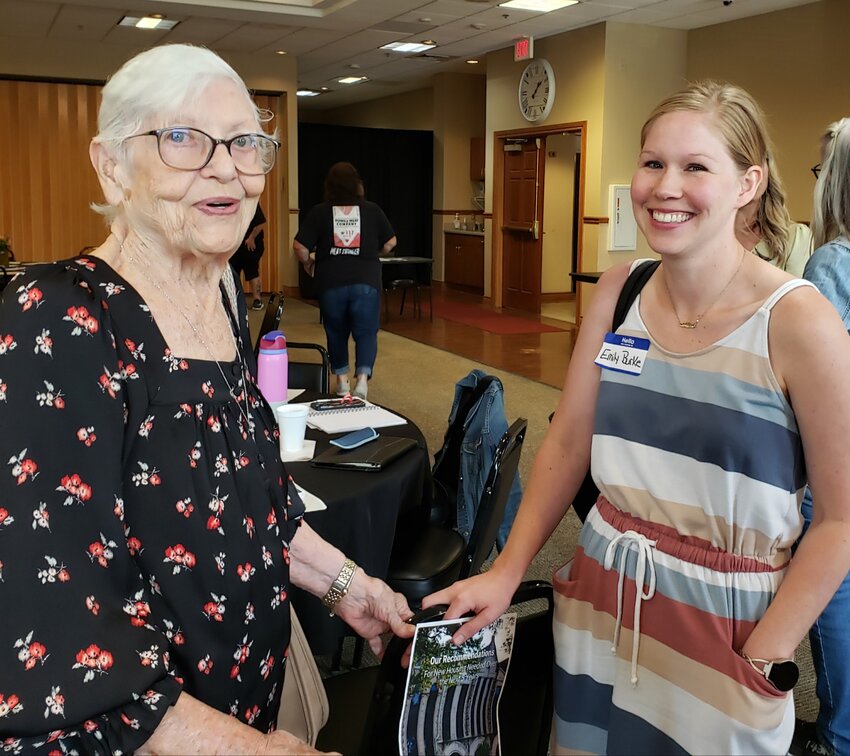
0,81,285,288
0,80,104,261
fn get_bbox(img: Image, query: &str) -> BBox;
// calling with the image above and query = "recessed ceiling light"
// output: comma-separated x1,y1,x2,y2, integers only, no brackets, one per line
275,49,287,55
380,40,437,54
319,87,330,91
466,59,479,64
338,76,368,85
118,15,179,30
498,0,579,11
297,89,320,97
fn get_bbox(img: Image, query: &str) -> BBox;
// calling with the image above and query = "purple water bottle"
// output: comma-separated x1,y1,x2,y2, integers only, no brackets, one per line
257,330,288,406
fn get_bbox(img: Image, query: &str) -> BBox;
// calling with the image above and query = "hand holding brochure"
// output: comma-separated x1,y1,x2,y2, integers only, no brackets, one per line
399,613,516,755
305,399,407,434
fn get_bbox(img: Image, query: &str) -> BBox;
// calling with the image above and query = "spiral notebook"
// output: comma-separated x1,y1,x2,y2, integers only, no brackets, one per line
305,400,407,434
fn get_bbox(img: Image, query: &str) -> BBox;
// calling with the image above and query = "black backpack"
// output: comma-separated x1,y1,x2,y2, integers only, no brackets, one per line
430,375,499,526
568,259,660,522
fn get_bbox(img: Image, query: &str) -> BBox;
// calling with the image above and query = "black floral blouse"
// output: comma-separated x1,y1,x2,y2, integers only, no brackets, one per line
0,257,303,754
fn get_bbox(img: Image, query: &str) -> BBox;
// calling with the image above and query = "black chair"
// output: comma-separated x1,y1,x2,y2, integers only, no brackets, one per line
252,292,331,393
386,418,528,605
287,341,331,393
253,291,284,355
317,579,554,756
384,277,420,320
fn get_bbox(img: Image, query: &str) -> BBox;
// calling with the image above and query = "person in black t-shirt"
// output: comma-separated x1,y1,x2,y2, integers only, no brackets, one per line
231,204,266,309
293,162,396,398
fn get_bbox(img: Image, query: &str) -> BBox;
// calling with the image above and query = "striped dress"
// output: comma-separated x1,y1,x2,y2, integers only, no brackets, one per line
553,275,813,755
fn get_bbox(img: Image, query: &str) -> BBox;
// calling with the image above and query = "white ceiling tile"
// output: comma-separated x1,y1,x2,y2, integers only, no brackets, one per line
160,17,243,44
48,3,123,41
213,21,298,52
0,0,60,38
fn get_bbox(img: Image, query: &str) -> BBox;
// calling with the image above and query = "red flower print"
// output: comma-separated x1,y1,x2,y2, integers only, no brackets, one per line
57,473,92,505
73,643,113,681
123,591,152,627
163,543,196,574
202,593,226,622
126,536,142,556
0,508,14,529
86,533,116,568
175,498,194,518
0,692,23,719
98,368,121,399
201,381,214,398
44,685,65,718
17,282,44,312
76,427,97,446
85,595,100,615
63,305,99,336
76,256,96,271
15,631,48,670
236,563,255,582
245,704,260,725
0,333,18,356
197,655,213,675
9,449,38,485
83,719,99,733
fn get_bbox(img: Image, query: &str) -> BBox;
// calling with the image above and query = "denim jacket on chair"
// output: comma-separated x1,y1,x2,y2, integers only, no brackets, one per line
449,369,522,551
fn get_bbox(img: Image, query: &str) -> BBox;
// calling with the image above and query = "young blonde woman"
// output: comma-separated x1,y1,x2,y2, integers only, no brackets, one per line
426,82,850,754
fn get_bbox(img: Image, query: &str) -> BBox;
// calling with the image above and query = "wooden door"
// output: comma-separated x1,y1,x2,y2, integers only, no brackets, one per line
501,141,543,312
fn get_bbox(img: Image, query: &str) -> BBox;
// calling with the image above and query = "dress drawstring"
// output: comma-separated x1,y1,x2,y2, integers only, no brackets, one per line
603,529,657,686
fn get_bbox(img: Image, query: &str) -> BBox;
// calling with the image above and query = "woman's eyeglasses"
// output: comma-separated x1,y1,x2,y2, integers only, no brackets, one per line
812,163,821,179
127,127,280,175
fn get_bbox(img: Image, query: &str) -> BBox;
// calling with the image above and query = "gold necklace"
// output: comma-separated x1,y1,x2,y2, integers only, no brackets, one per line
123,249,255,434
663,249,746,329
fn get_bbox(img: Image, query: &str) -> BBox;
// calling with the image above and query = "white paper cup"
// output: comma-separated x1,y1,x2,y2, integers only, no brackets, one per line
276,404,309,453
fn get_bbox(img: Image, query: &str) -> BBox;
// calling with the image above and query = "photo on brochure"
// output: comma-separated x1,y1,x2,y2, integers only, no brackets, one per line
399,612,517,756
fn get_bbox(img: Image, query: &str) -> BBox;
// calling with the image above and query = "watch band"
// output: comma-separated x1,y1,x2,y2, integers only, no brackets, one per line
321,558,357,617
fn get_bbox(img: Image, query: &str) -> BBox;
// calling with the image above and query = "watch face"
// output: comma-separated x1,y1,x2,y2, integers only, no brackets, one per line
767,660,799,692
518,59,555,123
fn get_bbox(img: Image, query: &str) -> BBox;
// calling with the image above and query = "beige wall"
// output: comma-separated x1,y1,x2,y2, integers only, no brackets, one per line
542,133,579,294
688,0,850,223
310,73,484,281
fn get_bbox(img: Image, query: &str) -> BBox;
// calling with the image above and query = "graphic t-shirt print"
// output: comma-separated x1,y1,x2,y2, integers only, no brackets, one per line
331,205,361,256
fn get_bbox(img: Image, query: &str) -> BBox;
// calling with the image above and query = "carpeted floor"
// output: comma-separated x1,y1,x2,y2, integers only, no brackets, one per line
256,296,819,722
432,298,569,335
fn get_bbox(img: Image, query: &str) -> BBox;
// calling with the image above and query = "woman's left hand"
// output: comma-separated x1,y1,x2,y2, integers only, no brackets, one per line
335,573,415,656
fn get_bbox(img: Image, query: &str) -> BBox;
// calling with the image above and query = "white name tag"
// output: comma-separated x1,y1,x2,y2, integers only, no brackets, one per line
594,333,650,375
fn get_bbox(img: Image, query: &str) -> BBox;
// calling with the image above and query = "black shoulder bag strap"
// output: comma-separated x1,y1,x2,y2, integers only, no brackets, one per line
570,258,660,523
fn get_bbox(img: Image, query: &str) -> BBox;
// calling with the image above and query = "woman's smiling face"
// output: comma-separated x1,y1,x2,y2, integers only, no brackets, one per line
631,110,755,259
121,77,265,260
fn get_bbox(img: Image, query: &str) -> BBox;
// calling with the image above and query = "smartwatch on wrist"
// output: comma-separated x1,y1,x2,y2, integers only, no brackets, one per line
739,651,799,692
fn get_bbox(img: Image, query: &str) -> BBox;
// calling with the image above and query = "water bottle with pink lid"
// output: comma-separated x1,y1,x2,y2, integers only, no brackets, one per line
257,330,288,406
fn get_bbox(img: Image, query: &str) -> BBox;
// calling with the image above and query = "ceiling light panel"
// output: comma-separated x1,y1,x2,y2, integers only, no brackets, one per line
499,0,579,11
380,41,437,53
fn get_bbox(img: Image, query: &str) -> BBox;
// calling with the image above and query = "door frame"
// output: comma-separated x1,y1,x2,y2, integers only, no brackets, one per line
492,121,586,309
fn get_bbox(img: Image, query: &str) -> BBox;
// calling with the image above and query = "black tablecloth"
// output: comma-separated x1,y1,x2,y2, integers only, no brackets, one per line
285,393,431,655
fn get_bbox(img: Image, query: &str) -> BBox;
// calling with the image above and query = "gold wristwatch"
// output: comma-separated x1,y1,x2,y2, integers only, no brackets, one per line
321,558,357,617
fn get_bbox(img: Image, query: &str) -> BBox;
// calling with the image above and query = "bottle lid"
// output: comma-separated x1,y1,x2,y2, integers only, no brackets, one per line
259,330,287,352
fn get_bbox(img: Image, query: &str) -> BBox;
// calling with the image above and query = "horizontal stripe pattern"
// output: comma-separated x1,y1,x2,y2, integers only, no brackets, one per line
553,279,808,753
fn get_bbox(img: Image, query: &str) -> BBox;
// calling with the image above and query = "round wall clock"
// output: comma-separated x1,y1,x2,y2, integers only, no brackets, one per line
518,58,556,123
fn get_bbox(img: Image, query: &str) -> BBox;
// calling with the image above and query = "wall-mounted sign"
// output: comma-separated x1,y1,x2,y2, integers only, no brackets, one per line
513,36,533,62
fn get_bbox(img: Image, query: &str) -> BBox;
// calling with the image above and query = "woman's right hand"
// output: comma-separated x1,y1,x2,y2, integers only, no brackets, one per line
421,568,521,646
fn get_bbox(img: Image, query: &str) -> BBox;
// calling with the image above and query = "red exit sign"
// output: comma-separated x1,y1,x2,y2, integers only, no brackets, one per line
513,36,533,62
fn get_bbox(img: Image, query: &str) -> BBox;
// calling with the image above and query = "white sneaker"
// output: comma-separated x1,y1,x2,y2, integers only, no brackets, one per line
353,375,368,400
336,375,350,396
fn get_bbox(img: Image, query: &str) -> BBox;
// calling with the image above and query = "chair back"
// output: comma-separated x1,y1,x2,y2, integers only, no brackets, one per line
287,342,331,394
358,580,554,756
459,417,527,579
253,291,283,356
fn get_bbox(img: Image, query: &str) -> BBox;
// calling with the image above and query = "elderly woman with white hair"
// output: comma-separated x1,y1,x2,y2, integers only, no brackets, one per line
0,44,413,754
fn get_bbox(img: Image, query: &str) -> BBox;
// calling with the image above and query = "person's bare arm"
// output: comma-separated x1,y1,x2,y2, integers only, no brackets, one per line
136,691,322,755
245,222,267,251
424,262,633,642
289,522,415,655
293,240,315,276
381,236,397,256
741,286,850,661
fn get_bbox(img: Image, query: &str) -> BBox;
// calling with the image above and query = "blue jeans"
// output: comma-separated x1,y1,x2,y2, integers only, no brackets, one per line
801,492,850,754
318,284,379,377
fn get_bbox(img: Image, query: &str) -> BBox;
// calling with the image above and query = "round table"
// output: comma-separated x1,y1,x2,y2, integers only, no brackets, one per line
285,394,431,655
